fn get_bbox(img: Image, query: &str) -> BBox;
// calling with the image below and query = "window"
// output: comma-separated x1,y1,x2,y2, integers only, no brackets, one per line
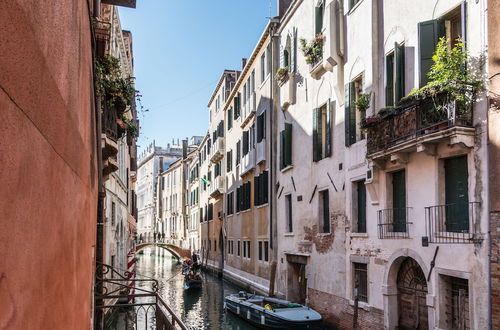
355,180,366,233
227,191,234,215
313,101,332,161
348,0,361,11
258,241,263,261
228,107,233,130
215,161,221,178
257,112,266,143
315,0,324,35
266,44,272,79
345,77,365,146
111,201,116,225
236,140,241,165
208,203,213,221
386,43,405,107
418,4,465,87
353,263,368,302
319,189,330,233
226,150,233,172
444,155,469,232
234,93,241,119
237,240,241,256
261,53,266,83
285,194,293,233
242,131,249,156
254,170,269,206
440,275,469,329
280,123,293,169
257,241,269,262
237,181,252,212
264,241,269,262
243,240,251,259
389,170,407,232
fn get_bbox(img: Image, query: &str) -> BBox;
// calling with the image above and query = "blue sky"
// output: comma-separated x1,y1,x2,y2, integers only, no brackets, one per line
119,1,277,151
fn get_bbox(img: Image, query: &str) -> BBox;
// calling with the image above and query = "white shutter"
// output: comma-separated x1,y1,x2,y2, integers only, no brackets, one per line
279,44,284,69
291,28,297,72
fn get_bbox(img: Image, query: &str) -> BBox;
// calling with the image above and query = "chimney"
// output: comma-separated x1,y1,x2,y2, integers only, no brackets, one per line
182,139,188,159
278,0,293,17
242,58,247,70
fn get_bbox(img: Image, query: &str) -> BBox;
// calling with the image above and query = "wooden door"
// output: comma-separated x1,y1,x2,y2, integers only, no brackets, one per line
397,258,428,330
444,155,469,232
392,170,406,232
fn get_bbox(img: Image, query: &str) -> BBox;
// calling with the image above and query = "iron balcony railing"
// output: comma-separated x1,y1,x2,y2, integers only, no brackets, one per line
425,202,482,244
377,207,413,239
95,262,188,330
365,87,474,155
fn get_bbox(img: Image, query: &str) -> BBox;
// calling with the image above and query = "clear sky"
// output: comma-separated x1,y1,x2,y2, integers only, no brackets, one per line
119,1,277,152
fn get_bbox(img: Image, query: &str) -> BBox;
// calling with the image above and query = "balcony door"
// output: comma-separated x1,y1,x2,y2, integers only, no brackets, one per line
445,155,469,232
392,170,406,232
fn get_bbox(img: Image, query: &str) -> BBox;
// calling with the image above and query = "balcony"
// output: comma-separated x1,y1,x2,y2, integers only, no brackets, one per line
377,208,413,239
210,138,224,163
101,0,137,8
240,92,256,128
209,175,225,198
425,202,482,244
364,88,475,159
240,149,255,177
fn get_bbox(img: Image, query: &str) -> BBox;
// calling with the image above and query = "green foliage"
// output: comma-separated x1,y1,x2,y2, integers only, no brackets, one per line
120,115,139,138
355,93,371,112
300,34,324,65
95,55,135,110
275,66,289,81
377,106,396,117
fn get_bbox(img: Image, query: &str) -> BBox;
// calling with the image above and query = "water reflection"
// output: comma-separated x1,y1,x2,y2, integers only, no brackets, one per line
135,247,256,329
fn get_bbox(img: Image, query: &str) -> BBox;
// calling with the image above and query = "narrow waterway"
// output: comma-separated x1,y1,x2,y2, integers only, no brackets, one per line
135,246,257,329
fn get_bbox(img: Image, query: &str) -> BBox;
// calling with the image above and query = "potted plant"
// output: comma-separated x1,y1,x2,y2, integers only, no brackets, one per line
355,92,371,113
275,66,289,83
300,34,324,66
377,106,396,118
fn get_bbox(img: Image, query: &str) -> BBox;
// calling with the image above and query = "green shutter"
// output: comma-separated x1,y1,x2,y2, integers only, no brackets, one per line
315,4,323,35
392,170,406,232
325,100,332,157
345,84,351,146
254,176,259,206
418,19,445,87
386,53,394,107
280,130,285,169
444,155,469,232
345,82,356,146
395,42,405,105
313,108,320,161
285,123,292,166
292,28,297,73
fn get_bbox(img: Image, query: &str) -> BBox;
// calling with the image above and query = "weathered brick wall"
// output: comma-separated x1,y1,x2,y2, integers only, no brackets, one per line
308,287,384,330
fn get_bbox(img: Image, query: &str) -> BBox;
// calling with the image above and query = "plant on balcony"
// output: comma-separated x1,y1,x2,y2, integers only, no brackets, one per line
275,66,289,82
95,55,135,113
121,116,139,138
300,34,324,66
355,93,371,113
399,38,483,108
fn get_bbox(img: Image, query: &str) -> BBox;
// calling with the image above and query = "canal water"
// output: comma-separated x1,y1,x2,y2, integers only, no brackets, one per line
135,246,256,329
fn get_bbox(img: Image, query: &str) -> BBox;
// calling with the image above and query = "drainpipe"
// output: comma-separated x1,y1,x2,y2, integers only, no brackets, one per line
269,19,280,297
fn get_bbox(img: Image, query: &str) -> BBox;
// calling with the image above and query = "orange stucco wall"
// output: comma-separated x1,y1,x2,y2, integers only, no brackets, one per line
0,1,97,329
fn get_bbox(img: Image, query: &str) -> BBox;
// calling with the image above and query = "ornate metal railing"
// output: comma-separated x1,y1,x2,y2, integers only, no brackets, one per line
95,262,188,330
425,202,482,244
377,207,413,239
365,87,474,155
102,101,124,142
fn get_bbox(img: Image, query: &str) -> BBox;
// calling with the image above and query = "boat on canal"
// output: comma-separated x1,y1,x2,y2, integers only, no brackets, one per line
224,291,323,329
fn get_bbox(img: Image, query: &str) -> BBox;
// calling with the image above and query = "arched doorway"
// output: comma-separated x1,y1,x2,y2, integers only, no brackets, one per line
397,258,428,330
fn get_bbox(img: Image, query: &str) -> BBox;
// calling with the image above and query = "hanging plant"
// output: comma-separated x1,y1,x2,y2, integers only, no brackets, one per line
275,66,289,82
95,55,135,113
119,115,139,138
300,34,324,65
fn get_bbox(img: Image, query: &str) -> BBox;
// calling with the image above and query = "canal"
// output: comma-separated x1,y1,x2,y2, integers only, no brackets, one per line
135,246,256,329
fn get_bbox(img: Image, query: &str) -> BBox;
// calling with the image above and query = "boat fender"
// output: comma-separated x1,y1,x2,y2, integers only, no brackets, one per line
237,306,240,315
261,313,265,325
247,310,251,319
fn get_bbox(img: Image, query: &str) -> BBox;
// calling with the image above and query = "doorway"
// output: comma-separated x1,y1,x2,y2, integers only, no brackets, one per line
397,258,428,330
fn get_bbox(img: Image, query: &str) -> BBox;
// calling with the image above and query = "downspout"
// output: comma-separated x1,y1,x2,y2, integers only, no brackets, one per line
269,19,280,297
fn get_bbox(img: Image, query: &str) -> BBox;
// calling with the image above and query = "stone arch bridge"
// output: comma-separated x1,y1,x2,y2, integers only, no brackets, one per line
135,243,191,261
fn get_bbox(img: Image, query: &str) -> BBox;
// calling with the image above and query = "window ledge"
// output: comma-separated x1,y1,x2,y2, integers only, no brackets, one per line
280,165,293,173
348,299,371,311
283,233,295,237
317,232,332,236
350,233,369,238
255,203,268,209
259,75,270,89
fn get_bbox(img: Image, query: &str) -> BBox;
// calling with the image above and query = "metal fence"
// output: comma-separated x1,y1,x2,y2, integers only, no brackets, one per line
95,262,188,330
425,202,481,244
377,207,412,239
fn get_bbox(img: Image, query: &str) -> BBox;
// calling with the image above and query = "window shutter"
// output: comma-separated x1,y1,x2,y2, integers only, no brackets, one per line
313,108,320,161
344,84,351,146
263,170,269,204
345,82,356,146
285,123,292,166
243,131,249,155
325,100,332,157
234,93,241,118
257,113,264,143
280,44,284,68
386,54,394,107
395,43,405,105
461,2,467,44
280,130,285,169
292,28,297,73
254,175,259,206
418,19,445,87
315,4,323,35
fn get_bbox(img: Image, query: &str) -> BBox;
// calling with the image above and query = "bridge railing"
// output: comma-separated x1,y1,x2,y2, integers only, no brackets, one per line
94,262,188,330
